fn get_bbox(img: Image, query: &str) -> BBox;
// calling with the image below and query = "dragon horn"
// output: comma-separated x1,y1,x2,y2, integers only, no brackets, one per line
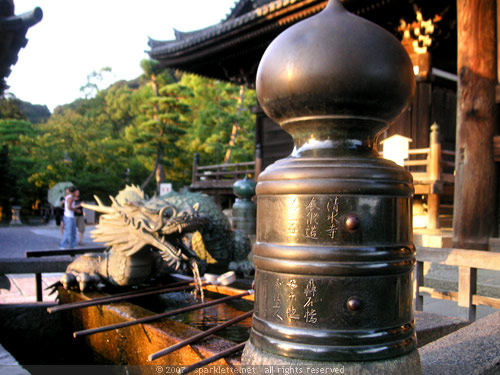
109,196,122,208
81,198,115,214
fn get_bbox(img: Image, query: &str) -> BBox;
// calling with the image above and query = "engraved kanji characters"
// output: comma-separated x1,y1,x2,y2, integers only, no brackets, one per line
288,197,299,237
272,278,283,321
305,197,320,240
286,279,300,320
326,196,340,239
303,279,318,324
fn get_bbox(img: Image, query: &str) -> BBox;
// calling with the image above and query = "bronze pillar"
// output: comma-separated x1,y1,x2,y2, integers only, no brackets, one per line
242,0,420,372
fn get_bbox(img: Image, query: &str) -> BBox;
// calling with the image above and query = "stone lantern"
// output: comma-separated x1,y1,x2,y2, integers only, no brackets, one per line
242,0,420,373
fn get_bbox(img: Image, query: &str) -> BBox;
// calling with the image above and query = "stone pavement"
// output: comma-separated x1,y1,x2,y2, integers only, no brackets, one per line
0,342,29,375
0,223,101,304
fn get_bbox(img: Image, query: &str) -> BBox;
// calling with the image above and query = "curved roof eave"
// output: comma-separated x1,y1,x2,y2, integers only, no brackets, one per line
148,0,325,60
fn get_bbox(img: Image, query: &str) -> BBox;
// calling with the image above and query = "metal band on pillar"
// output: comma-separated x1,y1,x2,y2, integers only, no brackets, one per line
243,0,419,369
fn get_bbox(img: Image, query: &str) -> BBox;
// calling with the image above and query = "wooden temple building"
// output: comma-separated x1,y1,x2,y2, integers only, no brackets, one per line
148,0,499,251
0,0,42,94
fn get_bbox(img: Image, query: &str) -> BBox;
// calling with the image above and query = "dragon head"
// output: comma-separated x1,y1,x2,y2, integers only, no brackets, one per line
82,186,207,272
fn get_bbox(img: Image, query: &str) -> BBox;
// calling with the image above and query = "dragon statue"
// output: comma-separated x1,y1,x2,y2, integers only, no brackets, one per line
60,185,253,291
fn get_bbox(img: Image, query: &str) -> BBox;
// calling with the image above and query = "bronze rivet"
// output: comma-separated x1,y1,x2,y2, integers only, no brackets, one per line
345,215,360,231
347,297,362,311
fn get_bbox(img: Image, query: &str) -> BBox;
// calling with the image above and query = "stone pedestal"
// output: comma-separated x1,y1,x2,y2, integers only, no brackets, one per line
243,341,421,375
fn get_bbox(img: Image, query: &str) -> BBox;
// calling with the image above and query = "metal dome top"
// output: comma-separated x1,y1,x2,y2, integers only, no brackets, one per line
256,0,415,145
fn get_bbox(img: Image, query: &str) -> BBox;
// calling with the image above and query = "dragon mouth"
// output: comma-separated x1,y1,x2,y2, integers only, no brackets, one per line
84,195,210,272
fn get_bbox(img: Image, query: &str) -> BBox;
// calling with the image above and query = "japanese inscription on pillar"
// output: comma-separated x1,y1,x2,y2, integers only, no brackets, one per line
305,197,320,240
286,279,300,320
326,196,340,239
272,278,283,321
303,279,318,324
288,197,299,237
257,194,410,245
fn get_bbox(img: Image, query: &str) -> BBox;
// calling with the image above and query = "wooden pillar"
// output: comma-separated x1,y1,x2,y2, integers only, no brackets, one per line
498,0,500,85
453,0,497,250
428,123,441,230
192,152,200,186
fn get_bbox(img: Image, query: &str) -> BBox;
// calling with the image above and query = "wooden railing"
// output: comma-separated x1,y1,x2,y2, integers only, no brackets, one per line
415,246,500,321
191,153,255,192
403,123,455,229
404,143,455,192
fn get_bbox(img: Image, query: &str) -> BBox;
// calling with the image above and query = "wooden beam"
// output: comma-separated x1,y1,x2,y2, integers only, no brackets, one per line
416,246,500,270
419,287,500,309
454,0,498,250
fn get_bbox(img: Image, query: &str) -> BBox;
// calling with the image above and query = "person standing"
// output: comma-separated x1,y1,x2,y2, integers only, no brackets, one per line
56,196,65,238
59,186,77,249
72,188,85,245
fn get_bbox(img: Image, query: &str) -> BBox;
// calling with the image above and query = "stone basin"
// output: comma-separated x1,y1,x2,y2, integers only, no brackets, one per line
58,287,253,368
0,283,472,373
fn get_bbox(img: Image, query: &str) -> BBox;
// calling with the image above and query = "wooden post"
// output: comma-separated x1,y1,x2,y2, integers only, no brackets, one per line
415,261,424,311
35,273,43,302
498,0,500,85
453,0,497,250
192,153,200,186
458,266,477,321
428,123,441,230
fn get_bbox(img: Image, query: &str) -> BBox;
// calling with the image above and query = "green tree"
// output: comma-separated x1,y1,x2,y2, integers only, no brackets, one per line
79,67,113,99
6,65,258,212
178,74,256,167
0,145,15,220
0,119,38,213
126,73,191,192
27,108,137,202
0,95,25,120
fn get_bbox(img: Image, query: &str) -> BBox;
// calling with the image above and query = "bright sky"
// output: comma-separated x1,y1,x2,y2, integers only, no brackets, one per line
7,0,237,112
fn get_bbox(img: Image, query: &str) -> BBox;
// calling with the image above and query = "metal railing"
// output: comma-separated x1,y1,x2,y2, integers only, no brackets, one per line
0,247,106,302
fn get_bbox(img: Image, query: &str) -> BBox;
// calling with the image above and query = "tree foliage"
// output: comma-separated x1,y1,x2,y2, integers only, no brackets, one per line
0,61,256,213
0,95,26,120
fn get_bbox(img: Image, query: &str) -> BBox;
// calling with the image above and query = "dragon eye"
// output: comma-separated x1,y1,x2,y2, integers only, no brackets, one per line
161,206,177,219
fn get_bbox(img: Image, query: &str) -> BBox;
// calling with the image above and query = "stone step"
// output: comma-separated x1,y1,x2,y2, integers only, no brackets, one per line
420,310,500,374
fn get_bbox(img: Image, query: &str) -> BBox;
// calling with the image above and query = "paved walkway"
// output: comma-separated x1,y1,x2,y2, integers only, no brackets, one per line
0,224,102,303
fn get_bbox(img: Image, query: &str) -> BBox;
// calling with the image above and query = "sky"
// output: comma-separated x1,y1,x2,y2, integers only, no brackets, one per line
7,0,237,112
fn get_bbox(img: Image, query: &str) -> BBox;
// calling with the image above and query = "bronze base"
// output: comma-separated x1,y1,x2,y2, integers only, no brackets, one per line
242,340,421,375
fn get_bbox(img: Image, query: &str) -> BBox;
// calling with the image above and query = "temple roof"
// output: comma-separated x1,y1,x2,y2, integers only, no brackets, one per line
148,0,455,86
0,0,42,94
